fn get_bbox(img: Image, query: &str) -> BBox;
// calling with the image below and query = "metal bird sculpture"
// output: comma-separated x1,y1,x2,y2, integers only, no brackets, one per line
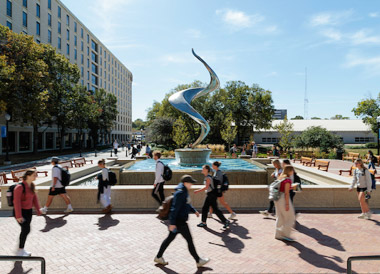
168,49,220,148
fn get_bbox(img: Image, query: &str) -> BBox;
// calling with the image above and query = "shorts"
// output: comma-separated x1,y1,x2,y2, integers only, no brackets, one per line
49,187,66,196
357,187,367,192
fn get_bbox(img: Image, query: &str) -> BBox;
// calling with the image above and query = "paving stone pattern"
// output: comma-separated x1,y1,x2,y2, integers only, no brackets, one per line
0,213,380,273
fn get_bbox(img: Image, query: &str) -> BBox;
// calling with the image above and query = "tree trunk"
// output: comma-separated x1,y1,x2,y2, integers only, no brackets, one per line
60,127,65,152
33,123,39,155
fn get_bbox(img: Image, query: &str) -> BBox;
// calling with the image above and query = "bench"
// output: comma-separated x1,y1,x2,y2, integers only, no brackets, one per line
72,157,93,167
59,160,74,170
0,172,18,185
11,167,48,182
369,169,380,181
342,152,360,162
339,166,356,176
301,157,314,166
314,160,330,172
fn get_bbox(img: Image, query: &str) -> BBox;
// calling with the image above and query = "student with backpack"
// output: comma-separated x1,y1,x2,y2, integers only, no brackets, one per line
154,175,209,268
97,159,116,214
40,157,73,215
152,151,166,205
367,150,377,170
210,161,236,220
349,159,373,219
260,159,282,217
12,169,41,256
195,165,230,229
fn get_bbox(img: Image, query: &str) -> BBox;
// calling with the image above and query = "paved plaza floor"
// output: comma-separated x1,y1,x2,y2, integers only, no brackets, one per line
0,212,379,273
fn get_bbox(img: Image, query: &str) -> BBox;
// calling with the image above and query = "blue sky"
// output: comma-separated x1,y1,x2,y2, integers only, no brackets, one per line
62,0,380,120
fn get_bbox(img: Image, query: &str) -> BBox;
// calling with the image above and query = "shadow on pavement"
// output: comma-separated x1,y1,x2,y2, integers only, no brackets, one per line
204,226,245,254
8,261,32,274
195,266,213,274
40,215,67,232
287,241,346,273
295,222,346,251
154,264,178,274
96,214,120,230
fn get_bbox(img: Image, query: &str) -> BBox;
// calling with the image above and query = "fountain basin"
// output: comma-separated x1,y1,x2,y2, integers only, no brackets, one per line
175,148,211,166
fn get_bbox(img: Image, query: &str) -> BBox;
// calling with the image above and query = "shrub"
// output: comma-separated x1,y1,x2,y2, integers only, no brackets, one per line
365,142,378,149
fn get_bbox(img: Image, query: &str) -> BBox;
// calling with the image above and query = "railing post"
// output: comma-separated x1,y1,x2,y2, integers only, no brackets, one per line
347,257,352,274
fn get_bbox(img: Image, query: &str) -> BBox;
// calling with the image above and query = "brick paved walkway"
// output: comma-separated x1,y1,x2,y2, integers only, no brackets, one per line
0,213,380,273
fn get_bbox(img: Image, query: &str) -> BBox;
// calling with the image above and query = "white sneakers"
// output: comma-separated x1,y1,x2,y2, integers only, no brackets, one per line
207,212,213,218
259,210,269,216
16,249,31,257
228,212,237,220
41,205,74,214
154,256,168,266
196,257,210,268
358,212,373,219
40,207,47,215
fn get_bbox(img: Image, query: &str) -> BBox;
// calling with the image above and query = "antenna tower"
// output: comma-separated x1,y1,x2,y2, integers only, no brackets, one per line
304,67,308,119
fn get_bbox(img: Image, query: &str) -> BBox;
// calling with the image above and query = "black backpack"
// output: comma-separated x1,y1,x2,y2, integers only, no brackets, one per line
108,171,117,186
55,166,71,186
212,177,223,197
7,183,25,207
132,147,138,155
159,161,172,181
221,173,229,192
372,155,378,164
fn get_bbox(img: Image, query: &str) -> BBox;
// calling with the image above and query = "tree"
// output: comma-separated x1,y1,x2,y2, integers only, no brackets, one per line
352,94,380,133
146,117,174,148
293,126,343,152
132,119,147,130
220,113,237,150
172,117,191,148
274,117,294,151
331,114,349,120
311,117,321,120
291,115,304,120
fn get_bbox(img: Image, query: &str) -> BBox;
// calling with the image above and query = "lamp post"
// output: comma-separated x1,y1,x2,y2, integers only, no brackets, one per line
377,116,380,156
4,113,11,165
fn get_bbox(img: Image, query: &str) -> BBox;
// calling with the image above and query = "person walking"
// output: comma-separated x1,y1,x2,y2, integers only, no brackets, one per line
40,157,73,215
252,141,258,158
349,159,373,219
152,151,165,205
154,175,210,268
260,159,282,217
146,144,151,158
195,165,230,228
113,140,119,156
97,159,112,214
13,169,42,256
282,159,301,205
367,150,377,170
210,161,236,220
274,165,296,241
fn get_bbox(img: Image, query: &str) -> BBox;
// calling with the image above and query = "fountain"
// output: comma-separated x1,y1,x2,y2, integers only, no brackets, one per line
169,49,220,166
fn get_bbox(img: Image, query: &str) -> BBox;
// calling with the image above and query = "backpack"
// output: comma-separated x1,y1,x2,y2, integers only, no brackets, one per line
157,195,174,220
108,171,117,186
55,166,71,186
6,183,25,207
372,155,378,164
159,161,172,181
221,173,229,192
211,177,223,197
268,179,286,201
132,147,138,155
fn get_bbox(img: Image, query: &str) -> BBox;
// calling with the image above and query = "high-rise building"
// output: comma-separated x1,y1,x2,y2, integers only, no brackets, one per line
0,0,132,153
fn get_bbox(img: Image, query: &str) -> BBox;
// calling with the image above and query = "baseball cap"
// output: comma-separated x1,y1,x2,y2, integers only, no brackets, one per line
180,175,197,183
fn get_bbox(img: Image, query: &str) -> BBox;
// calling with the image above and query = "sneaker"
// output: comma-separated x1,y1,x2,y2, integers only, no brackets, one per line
15,249,30,257
365,212,372,220
197,223,207,228
208,212,213,218
259,210,269,216
196,257,210,268
358,213,366,219
282,237,295,242
154,256,168,266
23,250,31,256
223,221,230,229
64,207,74,213
40,207,47,215
228,212,237,220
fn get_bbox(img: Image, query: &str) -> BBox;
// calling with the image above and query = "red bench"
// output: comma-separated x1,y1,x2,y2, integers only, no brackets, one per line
59,160,74,170
72,157,93,167
0,172,17,185
11,167,48,181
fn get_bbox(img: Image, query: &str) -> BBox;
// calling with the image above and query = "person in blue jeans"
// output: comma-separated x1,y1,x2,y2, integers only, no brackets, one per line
154,175,210,268
367,150,377,170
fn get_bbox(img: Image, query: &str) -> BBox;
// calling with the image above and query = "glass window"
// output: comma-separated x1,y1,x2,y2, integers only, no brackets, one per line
87,83,90,90
66,15,70,26
19,132,31,151
58,6,61,18
74,22,77,32
48,30,52,43
74,35,77,46
81,80,84,85
81,67,84,77
66,43,70,55
48,0,51,10
36,3,40,18
23,12,27,27
87,34,89,43
87,47,89,56
91,40,97,52
58,22,61,33
87,71,89,80
58,37,61,49
6,21,12,30
23,0,27,8
81,28,83,38
92,64,98,74
6,0,12,17
81,54,84,64
87,59,89,68
74,49,77,60
36,22,40,35
92,75,98,85
91,52,97,63
48,13,52,26
66,29,69,40
81,41,83,51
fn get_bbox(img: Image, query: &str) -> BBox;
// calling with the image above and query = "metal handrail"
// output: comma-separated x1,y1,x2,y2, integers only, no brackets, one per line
347,255,380,274
0,256,46,274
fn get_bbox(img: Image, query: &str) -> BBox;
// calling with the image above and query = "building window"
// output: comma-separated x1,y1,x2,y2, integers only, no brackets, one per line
36,22,40,36
81,28,83,38
92,64,98,74
58,37,61,49
87,83,90,90
23,0,27,8
87,34,89,43
92,75,98,85
74,35,77,46
6,21,12,30
48,13,52,26
23,12,28,27
91,40,98,52
81,54,84,64
58,6,61,18
19,132,31,151
48,0,51,10
74,22,77,33
262,137,279,143
81,67,84,77
87,59,89,68
66,29,70,40
58,22,61,33
48,30,52,43
66,15,70,26
6,0,12,17
74,49,77,60
91,52,97,63
87,47,89,56
81,41,84,51
87,71,89,80
355,137,374,143
66,44,70,55
36,3,40,18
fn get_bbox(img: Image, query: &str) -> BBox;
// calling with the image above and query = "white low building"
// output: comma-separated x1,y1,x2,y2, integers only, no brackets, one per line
254,120,376,145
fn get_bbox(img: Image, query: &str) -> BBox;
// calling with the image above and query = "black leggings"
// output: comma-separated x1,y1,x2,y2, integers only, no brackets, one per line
15,209,33,249
157,221,200,263
152,182,165,205
202,193,227,223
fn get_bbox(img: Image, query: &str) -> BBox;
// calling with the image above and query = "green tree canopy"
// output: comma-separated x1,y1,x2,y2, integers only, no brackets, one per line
274,117,294,151
146,117,174,148
220,113,237,150
132,119,147,130
331,114,349,120
291,115,304,120
352,94,380,133
293,126,343,152
172,117,191,148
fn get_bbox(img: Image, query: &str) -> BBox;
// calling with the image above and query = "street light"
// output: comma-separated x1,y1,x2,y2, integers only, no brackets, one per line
4,113,11,164
377,116,380,155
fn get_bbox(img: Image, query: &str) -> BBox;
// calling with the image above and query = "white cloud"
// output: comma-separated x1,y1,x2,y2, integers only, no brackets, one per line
344,52,380,76
310,10,354,26
369,12,379,18
320,28,342,41
350,29,380,45
216,9,269,30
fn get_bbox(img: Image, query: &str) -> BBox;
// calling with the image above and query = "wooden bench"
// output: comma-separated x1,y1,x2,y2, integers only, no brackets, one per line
342,152,360,162
301,157,314,166
339,166,356,176
314,160,330,172
72,157,93,167
59,160,74,170
11,167,48,182
0,172,18,185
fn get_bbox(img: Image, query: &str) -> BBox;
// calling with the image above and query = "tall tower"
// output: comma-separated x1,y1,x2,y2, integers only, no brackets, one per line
304,67,309,119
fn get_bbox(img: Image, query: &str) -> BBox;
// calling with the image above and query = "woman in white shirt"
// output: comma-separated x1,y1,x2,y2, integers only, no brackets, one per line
97,159,112,214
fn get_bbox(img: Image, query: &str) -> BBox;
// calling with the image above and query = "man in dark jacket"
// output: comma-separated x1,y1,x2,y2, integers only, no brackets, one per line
155,175,210,268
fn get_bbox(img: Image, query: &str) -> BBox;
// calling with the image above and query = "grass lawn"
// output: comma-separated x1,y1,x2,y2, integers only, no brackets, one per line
344,147,375,157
